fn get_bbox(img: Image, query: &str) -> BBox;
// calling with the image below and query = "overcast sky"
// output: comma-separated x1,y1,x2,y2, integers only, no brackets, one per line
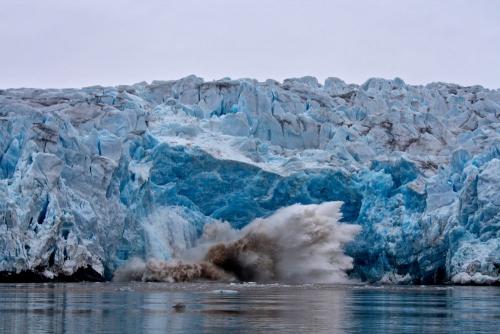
1,0,499,89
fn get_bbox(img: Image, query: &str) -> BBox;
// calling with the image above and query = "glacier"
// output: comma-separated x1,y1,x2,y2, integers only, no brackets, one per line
0,75,498,284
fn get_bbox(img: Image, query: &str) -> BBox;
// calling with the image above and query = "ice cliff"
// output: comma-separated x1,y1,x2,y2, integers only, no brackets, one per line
0,76,498,284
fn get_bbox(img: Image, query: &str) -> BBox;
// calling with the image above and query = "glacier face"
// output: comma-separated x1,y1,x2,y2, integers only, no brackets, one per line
0,76,499,284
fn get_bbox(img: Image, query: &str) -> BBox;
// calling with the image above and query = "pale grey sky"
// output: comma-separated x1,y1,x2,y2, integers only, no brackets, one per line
1,0,499,89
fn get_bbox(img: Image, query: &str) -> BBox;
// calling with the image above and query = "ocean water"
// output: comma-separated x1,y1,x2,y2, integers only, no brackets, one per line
0,283,498,333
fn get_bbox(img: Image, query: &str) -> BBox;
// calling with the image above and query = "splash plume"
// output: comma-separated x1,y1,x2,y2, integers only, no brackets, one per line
114,202,361,283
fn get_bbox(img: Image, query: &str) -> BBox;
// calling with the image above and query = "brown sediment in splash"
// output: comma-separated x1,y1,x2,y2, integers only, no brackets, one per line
113,258,233,283
143,260,230,282
205,233,276,282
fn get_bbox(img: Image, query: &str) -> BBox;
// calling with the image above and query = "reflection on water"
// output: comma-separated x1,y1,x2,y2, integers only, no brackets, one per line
0,283,498,333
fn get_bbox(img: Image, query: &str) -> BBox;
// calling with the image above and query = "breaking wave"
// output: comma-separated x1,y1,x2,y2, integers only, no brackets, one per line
113,202,361,283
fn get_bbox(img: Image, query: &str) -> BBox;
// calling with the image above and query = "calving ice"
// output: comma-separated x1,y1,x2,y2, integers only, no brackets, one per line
0,76,498,285
114,202,360,283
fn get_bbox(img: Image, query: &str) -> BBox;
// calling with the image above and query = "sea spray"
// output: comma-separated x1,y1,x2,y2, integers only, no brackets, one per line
113,202,361,283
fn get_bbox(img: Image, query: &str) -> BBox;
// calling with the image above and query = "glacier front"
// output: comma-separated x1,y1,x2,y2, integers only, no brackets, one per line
0,76,498,284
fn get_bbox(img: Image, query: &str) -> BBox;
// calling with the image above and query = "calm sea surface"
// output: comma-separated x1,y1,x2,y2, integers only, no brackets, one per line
0,283,498,333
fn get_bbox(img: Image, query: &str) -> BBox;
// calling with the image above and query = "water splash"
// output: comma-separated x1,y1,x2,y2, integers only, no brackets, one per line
114,202,361,283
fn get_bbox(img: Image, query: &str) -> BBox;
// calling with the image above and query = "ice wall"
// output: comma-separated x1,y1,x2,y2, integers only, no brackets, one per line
0,76,498,284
